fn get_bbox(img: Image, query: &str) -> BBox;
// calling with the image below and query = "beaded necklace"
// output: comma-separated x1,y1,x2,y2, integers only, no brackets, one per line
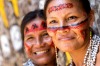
70,34,100,66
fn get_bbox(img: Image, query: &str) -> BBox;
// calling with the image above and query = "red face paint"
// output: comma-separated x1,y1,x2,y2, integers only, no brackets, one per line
25,21,46,35
24,43,31,51
47,18,88,32
80,29,86,40
69,18,88,29
50,42,54,47
41,21,47,28
48,3,73,14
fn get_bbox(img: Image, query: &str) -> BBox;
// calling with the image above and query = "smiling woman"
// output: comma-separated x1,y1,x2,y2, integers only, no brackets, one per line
21,10,56,66
44,0,100,66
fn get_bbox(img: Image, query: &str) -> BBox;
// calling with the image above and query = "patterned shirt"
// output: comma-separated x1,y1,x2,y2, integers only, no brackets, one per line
23,59,34,66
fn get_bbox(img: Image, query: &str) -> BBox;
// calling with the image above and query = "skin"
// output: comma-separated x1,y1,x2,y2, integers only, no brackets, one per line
46,0,100,66
24,17,56,66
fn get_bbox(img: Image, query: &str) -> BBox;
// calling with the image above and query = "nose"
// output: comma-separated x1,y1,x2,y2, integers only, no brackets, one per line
60,20,65,27
57,20,70,32
34,37,44,48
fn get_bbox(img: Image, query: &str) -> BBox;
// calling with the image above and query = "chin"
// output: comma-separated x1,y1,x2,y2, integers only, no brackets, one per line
34,60,50,65
57,42,74,52
32,57,51,65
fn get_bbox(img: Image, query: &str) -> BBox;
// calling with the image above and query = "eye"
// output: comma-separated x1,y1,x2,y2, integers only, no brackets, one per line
68,16,77,20
27,37,34,41
42,32,49,37
66,16,78,22
49,20,58,24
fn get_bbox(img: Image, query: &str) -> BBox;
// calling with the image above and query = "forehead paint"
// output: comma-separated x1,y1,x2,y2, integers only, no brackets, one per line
32,23,38,29
48,3,73,14
25,21,46,35
47,18,88,32
41,21,47,28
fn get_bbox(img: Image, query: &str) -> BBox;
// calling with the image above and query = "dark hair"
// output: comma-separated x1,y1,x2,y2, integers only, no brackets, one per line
44,0,91,19
21,9,45,41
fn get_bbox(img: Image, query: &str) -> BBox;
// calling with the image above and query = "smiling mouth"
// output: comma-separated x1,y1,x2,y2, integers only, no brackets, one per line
34,49,49,55
58,37,75,41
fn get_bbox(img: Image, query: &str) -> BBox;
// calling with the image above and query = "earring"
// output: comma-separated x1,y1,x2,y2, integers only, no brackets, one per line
55,46,58,66
90,30,92,40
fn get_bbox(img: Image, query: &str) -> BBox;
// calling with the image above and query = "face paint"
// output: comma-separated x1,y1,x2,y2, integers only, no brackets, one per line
24,43,31,51
50,42,54,47
48,3,73,14
32,24,38,29
48,26,70,32
69,18,88,29
47,18,88,32
25,21,46,35
41,21,47,28
80,29,86,40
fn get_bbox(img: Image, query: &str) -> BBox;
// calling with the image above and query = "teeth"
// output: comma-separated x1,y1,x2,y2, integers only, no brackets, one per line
35,50,48,55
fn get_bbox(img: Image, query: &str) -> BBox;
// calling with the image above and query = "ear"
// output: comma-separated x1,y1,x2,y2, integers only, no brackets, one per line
88,10,95,27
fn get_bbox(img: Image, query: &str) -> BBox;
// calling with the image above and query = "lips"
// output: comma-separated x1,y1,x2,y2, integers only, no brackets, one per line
58,35,75,41
34,49,49,55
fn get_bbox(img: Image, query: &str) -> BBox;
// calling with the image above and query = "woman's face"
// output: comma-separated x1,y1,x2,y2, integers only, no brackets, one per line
46,0,93,52
24,18,55,65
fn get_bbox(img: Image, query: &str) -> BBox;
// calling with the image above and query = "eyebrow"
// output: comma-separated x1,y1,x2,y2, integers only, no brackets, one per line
24,34,33,39
41,30,47,34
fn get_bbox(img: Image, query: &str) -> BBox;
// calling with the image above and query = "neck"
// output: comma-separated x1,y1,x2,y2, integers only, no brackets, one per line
69,41,90,66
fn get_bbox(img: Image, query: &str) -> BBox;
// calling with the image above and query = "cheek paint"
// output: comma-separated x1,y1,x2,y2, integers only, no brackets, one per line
69,18,88,29
47,27,58,32
48,3,73,14
25,22,46,35
80,29,86,40
24,43,31,51
69,18,88,40
70,18,88,40
50,42,54,47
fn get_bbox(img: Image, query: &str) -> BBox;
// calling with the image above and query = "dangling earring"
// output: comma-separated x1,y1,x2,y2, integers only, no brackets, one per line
90,30,92,40
55,46,58,66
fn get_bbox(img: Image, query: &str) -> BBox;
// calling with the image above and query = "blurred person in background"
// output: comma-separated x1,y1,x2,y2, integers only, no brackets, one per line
21,9,56,66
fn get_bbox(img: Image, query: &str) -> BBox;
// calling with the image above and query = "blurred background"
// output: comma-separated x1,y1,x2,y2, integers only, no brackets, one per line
0,0,100,66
